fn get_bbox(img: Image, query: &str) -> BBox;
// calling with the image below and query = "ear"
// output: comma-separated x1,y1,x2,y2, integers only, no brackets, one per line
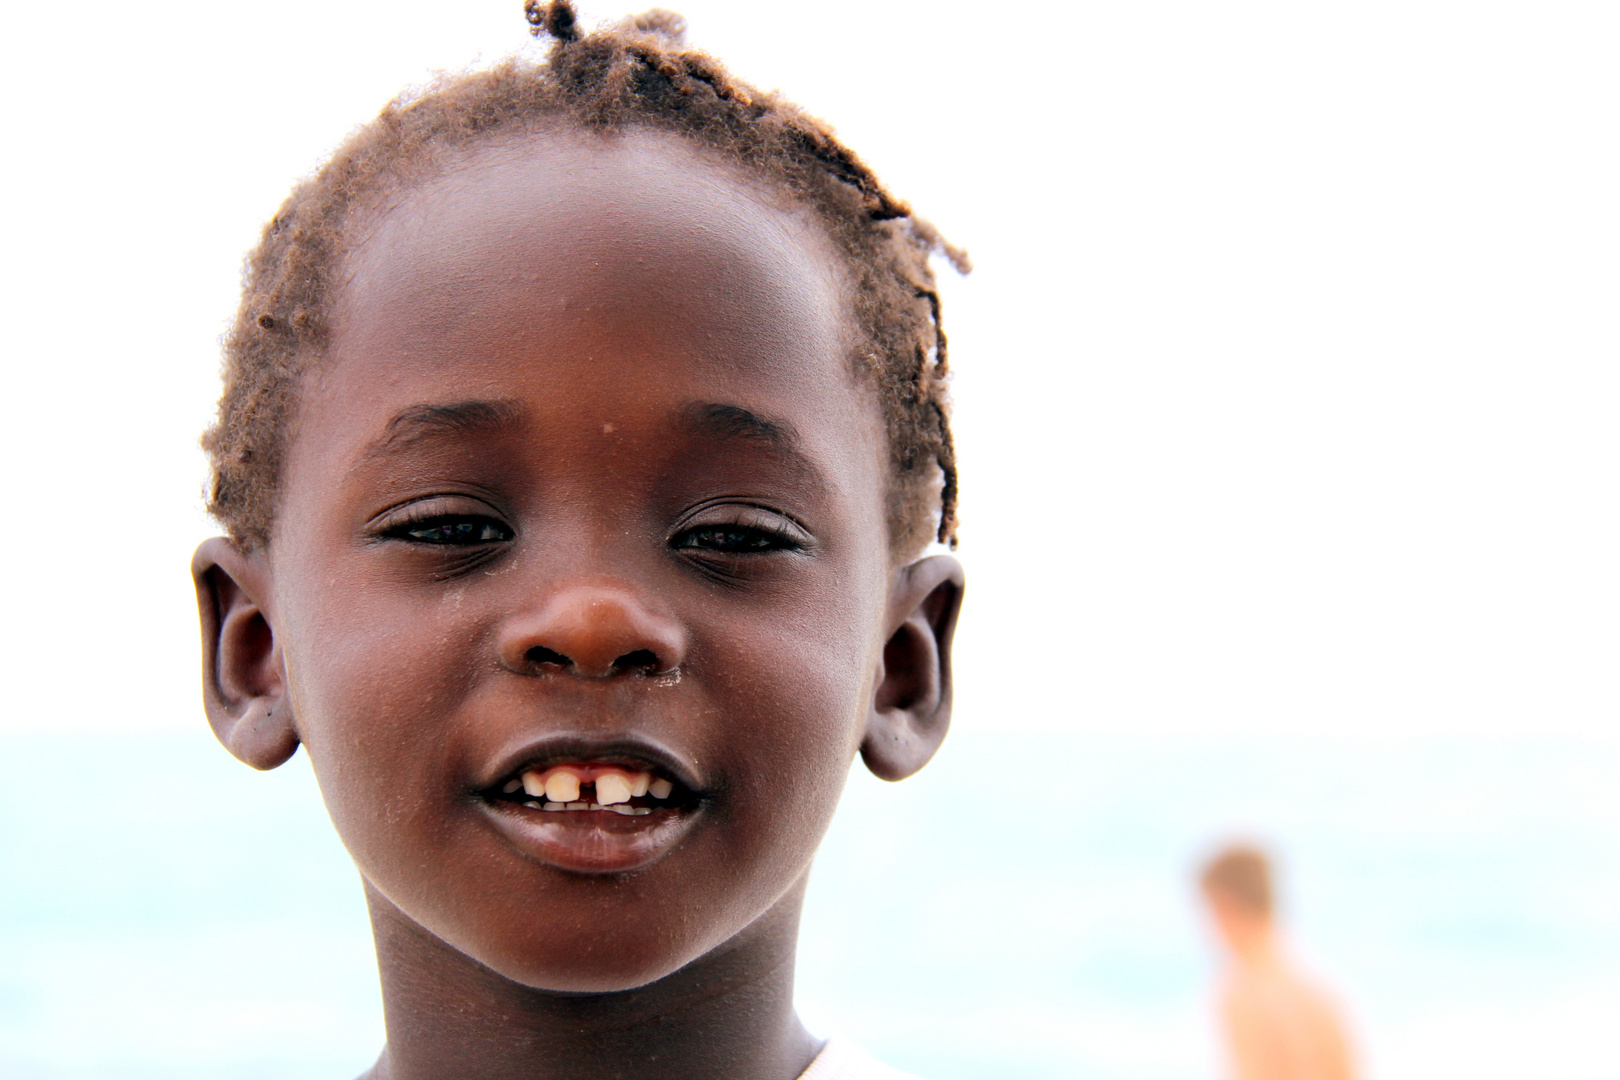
192,537,299,769
861,555,965,781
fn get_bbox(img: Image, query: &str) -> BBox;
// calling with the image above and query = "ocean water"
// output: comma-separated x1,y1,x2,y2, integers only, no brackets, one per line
1,731,1616,1080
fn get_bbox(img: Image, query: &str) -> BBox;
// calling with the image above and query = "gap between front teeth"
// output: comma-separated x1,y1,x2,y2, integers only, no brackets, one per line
506,765,678,811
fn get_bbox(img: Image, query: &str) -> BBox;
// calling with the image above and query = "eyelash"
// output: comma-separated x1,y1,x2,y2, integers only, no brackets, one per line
671,521,803,555
372,502,805,560
376,507,514,546
668,503,811,577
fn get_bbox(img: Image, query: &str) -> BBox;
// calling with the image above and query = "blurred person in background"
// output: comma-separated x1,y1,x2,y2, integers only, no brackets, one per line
1199,844,1357,1080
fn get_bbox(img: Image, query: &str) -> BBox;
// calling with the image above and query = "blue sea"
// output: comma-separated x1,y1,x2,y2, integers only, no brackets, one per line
2,731,1616,1080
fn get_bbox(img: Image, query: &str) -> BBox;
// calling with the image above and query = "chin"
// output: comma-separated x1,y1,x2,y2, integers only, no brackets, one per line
497,957,697,995
511,931,704,992
362,837,807,998
437,897,754,996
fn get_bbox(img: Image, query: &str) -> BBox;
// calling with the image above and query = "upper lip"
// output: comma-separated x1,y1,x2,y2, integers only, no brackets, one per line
474,732,708,797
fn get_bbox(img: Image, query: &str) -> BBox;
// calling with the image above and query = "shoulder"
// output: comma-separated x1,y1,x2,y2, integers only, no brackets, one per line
798,1037,927,1080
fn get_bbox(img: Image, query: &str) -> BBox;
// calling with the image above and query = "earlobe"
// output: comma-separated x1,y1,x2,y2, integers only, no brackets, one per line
861,554,965,782
192,537,299,770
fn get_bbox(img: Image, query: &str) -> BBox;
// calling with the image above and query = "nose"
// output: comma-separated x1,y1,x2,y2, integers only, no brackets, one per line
495,583,686,679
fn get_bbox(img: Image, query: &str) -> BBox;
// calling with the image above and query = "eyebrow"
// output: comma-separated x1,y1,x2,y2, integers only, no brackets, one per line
356,397,813,474
679,401,801,451
363,399,525,460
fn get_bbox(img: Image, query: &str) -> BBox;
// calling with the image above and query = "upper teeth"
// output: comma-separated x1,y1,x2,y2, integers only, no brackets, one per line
514,765,677,810
594,773,633,805
543,772,580,803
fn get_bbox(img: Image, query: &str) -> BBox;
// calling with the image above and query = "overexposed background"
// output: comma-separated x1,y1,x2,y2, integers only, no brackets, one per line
1,2,1616,1078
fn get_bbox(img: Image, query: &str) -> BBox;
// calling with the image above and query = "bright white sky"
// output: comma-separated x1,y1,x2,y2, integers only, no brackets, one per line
1,0,1615,738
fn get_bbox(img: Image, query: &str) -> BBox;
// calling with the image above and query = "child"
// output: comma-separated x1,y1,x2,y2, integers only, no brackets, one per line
189,3,966,1078
1200,845,1359,1080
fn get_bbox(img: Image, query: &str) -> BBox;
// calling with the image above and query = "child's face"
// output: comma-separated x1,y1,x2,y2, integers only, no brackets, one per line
235,132,919,991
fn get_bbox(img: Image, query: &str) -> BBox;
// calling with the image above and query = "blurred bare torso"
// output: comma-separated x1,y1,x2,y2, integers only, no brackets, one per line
1217,959,1355,1080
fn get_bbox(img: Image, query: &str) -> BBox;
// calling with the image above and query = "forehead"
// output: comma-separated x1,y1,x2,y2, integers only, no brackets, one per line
333,127,851,376
298,128,878,464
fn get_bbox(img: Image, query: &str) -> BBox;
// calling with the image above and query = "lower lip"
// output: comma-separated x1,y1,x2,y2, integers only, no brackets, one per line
478,800,700,873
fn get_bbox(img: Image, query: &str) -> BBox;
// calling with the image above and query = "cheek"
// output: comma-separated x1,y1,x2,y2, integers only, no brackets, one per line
692,563,889,867
276,566,488,845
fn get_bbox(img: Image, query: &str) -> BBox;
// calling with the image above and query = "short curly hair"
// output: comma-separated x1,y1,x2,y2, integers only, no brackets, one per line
1201,844,1275,917
203,1,965,556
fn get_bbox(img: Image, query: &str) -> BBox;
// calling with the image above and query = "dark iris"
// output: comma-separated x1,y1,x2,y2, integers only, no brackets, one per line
679,526,785,552
399,518,511,544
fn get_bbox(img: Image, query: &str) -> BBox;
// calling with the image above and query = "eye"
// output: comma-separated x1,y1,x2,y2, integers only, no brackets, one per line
674,524,798,553
670,504,811,560
371,498,515,546
390,517,513,545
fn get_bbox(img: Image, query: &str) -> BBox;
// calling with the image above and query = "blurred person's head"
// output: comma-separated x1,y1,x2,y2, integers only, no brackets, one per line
1200,843,1277,959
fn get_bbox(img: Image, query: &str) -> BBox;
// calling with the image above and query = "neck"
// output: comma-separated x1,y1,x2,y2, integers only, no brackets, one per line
362,877,819,1080
1226,922,1282,968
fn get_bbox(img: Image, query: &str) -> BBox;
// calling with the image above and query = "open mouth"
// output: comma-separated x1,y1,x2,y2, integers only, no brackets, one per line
474,744,706,873
482,762,698,817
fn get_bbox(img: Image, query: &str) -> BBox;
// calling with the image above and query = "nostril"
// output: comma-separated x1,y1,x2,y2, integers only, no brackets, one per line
525,646,571,668
614,649,661,674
